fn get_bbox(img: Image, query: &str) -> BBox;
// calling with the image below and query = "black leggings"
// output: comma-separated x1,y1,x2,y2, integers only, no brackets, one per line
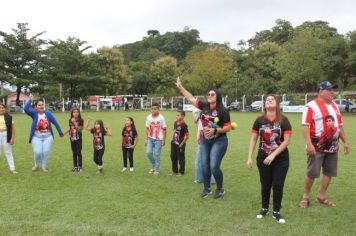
257,153,289,212
71,139,82,167
122,148,134,168
93,148,105,166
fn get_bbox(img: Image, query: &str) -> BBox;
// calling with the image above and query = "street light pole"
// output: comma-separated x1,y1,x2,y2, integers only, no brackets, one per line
235,70,238,102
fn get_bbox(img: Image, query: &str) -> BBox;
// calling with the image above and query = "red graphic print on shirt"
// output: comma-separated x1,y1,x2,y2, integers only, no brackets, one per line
36,115,49,133
259,124,281,154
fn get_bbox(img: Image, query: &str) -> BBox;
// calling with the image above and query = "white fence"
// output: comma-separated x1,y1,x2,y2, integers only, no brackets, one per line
10,91,356,113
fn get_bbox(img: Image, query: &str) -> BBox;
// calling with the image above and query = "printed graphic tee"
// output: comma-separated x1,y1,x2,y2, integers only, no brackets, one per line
172,121,189,145
252,115,292,156
145,114,167,140
302,98,342,153
122,127,138,148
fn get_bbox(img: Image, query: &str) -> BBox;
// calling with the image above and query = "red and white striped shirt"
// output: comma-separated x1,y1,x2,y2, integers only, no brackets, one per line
145,113,167,140
302,98,342,153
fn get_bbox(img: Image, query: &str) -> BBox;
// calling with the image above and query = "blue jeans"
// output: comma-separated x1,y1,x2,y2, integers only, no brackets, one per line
31,133,53,169
146,138,162,172
195,146,216,184
200,135,228,190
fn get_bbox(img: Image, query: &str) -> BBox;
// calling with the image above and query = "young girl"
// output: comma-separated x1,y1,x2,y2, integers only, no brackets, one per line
121,117,138,172
0,103,17,174
247,95,292,223
64,108,84,172
86,118,112,173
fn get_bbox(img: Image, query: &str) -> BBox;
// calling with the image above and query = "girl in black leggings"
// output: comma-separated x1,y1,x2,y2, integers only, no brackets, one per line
64,108,84,172
86,118,112,174
121,117,138,172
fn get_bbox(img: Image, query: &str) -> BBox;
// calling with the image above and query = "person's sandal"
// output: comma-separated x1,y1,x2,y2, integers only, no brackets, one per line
316,197,336,208
299,197,310,209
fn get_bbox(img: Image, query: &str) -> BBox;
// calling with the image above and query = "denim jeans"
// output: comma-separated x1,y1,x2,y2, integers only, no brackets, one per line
146,138,162,172
195,146,216,184
31,133,53,169
200,135,228,190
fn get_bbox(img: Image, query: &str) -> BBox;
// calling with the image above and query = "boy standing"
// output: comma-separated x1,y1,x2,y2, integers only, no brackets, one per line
171,110,189,176
145,103,167,176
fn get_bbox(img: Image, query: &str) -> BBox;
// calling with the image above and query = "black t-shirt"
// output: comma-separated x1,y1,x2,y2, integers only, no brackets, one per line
69,118,83,141
172,121,189,145
196,100,231,137
122,127,138,148
90,128,106,150
252,115,292,157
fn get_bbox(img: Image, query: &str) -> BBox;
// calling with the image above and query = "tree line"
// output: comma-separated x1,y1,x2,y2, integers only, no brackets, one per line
1,20,355,105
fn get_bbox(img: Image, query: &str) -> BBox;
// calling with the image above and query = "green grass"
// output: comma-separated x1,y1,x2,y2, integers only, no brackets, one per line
1,111,355,235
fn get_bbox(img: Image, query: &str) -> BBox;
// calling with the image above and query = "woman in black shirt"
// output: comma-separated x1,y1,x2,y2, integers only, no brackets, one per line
176,77,231,199
247,95,292,224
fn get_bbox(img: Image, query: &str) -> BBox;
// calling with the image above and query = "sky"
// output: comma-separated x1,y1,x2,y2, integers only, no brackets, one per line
1,0,356,50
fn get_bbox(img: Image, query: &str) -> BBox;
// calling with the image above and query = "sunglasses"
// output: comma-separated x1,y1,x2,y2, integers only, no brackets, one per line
207,93,216,97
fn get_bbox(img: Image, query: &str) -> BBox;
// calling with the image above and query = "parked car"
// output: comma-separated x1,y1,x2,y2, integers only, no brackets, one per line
227,101,242,111
333,99,356,112
183,104,195,112
279,100,300,110
250,100,263,111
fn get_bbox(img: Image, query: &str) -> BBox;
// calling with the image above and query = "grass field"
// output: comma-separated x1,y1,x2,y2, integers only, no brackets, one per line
0,110,355,235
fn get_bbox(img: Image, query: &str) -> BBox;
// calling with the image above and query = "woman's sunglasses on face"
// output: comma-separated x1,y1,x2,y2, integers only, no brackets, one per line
207,93,216,97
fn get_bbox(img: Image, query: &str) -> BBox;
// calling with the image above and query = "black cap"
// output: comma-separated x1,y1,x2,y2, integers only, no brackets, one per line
318,81,338,91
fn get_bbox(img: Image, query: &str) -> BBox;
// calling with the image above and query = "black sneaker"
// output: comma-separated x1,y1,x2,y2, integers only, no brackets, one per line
72,167,77,172
214,188,225,199
257,208,269,219
200,189,212,198
272,211,286,224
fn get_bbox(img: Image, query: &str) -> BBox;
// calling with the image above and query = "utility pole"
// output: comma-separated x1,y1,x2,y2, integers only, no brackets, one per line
59,83,62,99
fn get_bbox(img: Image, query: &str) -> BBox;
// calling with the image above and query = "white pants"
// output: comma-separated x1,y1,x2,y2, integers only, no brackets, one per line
0,131,15,171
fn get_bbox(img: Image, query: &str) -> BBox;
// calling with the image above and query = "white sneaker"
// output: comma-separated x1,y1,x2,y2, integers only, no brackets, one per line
130,167,134,172
122,168,127,172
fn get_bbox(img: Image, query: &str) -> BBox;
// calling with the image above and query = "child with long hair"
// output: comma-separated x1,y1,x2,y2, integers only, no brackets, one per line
64,108,84,172
121,117,138,172
86,117,112,174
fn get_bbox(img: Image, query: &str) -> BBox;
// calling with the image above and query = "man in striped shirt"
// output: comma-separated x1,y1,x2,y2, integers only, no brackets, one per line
299,81,350,209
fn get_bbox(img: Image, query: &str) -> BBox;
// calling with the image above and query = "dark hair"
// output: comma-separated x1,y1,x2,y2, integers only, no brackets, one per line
94,120,106,133
151,102,160,108
177,110,186,116
34,99,44,107
325,115,335,121
208,89,225,115
263,94,283,123
70,108,82,120
0,103,7,109
126,116,137,134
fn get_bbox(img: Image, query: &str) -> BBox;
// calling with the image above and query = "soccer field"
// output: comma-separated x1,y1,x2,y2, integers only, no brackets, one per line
1,111,355,235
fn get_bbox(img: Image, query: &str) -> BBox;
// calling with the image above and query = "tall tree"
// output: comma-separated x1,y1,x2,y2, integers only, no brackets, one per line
128,61,153,95
345,31,356,87
182,46,234,94
0,23,46,105
248,19,294,48
45,37,92,100
150,56,177,97
95,47,128,94
276,29,326,92
253,42,284,93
